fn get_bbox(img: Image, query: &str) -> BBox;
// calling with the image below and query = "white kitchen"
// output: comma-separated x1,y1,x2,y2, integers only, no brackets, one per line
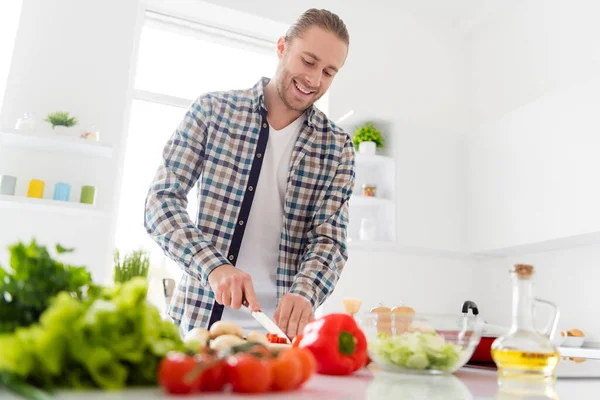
1,0,600,399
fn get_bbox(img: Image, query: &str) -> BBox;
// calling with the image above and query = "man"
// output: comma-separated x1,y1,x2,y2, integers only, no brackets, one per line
144,8,355,339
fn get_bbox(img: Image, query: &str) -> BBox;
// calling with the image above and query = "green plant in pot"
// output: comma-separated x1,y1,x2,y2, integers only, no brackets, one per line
353,122,384,155
45,111,78,135
113,249,150,284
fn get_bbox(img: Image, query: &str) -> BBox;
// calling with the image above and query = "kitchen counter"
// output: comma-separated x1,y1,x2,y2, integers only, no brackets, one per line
3,366,599,400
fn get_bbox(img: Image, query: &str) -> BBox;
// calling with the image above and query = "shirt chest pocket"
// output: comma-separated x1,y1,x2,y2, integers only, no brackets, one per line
287,154,336,215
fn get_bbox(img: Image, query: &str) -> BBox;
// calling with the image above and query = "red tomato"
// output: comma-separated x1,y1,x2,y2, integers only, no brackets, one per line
195,353,227,392
270,350,302,391
294,348,317,386
226,353,272,393
157,352,201,395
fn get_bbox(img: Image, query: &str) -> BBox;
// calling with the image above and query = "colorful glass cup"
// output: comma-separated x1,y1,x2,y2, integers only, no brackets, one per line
0,175,17,196
53,182,71,201
80,185,95,205
27,179,45,198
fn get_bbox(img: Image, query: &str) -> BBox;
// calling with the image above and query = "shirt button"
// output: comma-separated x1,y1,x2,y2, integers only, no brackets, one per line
256,153,262,159
248,186,254,192
239,220,244,226
228,255,234,261
262,123,267,128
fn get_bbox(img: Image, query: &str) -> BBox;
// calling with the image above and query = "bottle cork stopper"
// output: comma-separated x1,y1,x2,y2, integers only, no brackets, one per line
513,263,534,277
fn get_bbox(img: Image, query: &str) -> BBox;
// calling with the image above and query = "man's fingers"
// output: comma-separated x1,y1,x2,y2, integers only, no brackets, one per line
243,278,261,312
231,282,243,310
287,303,305,338
222,289,232,307
277,297,293,333
297,308,311,337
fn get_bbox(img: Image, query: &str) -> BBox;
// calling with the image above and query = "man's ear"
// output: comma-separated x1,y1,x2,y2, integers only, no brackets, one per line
276,36,286,60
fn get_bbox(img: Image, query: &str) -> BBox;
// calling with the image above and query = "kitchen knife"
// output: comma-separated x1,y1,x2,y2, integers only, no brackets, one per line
244,306,290,343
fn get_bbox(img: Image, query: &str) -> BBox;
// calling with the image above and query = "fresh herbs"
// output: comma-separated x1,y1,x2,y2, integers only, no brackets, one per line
44,111,78,129
0,240,93,333
113,249,150,283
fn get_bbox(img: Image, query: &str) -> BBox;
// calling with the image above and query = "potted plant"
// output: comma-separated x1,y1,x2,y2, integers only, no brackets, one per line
352,122,384,155
44,111,78,135
113,249,150,284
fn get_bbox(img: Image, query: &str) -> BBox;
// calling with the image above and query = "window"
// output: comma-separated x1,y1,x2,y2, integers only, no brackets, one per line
114,11,328,278
0,1,23,111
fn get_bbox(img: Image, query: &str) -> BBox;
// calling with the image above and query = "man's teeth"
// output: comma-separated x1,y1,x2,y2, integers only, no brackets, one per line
294,81,313,94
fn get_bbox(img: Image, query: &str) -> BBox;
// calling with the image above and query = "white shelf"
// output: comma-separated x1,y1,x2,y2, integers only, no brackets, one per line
559,345,600,360
355,153,394,167
0,195,106,216
350,195,393,206
0,130,114,158
347,239,491,260
472,231,600,257
347,240,398,252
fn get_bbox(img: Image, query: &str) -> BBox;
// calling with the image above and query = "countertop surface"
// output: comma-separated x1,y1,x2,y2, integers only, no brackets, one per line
2,366,599,400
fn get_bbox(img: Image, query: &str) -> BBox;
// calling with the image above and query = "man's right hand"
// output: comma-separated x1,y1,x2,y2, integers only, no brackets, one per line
208,264,260,311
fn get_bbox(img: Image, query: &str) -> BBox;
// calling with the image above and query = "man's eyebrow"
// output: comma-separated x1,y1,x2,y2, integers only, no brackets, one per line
302,51,339,72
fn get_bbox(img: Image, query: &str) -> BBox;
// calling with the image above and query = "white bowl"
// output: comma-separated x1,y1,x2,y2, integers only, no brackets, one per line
562,336,585,348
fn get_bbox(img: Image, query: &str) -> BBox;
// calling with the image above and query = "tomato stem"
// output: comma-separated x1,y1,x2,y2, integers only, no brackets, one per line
183,359,221,385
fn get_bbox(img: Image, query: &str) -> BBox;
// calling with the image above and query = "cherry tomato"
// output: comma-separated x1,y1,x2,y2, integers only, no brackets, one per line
157,352,201,395
226,353,272,393
292,334,304,348
195,353,227,392
269,349,302,391
266,333,279,343
288,348,316,387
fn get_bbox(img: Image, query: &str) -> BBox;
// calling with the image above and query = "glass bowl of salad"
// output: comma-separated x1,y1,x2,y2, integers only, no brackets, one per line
358,306,483,375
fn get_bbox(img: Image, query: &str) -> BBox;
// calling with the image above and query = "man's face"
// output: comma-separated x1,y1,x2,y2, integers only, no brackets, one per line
274,26,348,112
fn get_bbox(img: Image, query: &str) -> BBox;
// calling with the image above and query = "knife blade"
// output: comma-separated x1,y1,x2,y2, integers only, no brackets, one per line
244,307,290,343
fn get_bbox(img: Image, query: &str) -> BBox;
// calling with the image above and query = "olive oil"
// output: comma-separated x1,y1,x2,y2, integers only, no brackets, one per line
491,264,560,383
491,349,560,380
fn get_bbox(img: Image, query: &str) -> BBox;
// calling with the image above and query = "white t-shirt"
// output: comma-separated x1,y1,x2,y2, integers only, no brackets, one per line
220,113,306,332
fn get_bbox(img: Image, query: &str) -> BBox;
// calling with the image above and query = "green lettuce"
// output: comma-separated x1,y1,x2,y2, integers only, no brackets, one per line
370,331,462,372
0,277,186,390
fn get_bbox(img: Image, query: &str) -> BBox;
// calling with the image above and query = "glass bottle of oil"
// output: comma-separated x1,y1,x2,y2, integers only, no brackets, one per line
491,264,559,383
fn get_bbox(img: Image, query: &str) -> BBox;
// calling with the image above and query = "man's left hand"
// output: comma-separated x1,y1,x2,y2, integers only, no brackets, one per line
273,293,314,339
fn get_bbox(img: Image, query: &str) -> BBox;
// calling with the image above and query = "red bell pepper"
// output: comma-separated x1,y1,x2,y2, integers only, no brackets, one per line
298,313,367,375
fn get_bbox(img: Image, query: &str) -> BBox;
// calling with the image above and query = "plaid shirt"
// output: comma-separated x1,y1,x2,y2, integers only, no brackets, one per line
144,77,355,334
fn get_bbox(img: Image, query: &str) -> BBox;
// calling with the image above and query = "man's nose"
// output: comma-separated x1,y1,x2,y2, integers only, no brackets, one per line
305,73,321,90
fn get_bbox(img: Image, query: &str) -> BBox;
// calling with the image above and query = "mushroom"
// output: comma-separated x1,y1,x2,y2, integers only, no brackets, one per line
209,320,244,339
184,327,210,346
209,334,245,351
246,330,269,345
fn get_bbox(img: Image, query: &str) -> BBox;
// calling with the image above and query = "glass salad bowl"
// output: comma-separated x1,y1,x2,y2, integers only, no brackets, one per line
357,307,483,375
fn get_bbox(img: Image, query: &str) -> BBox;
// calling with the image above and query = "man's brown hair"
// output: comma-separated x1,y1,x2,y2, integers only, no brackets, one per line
285,8,349,46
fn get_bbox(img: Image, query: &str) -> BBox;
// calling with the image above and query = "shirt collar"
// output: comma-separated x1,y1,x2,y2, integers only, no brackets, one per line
251,77,319,128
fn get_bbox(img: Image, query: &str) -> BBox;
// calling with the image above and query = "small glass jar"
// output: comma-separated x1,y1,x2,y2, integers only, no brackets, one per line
362,184,377,197
15,113,36,131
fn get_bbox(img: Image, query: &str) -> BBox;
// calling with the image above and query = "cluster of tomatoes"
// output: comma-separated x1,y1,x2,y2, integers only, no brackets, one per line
158,342,316,395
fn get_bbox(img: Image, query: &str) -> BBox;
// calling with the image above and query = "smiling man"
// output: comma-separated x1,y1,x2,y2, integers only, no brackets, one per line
144,9,355,339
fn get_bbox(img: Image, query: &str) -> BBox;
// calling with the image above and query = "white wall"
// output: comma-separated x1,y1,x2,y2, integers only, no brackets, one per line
468,0,600,342
0,0,142,283
472,244,600,344
322,251,478,317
